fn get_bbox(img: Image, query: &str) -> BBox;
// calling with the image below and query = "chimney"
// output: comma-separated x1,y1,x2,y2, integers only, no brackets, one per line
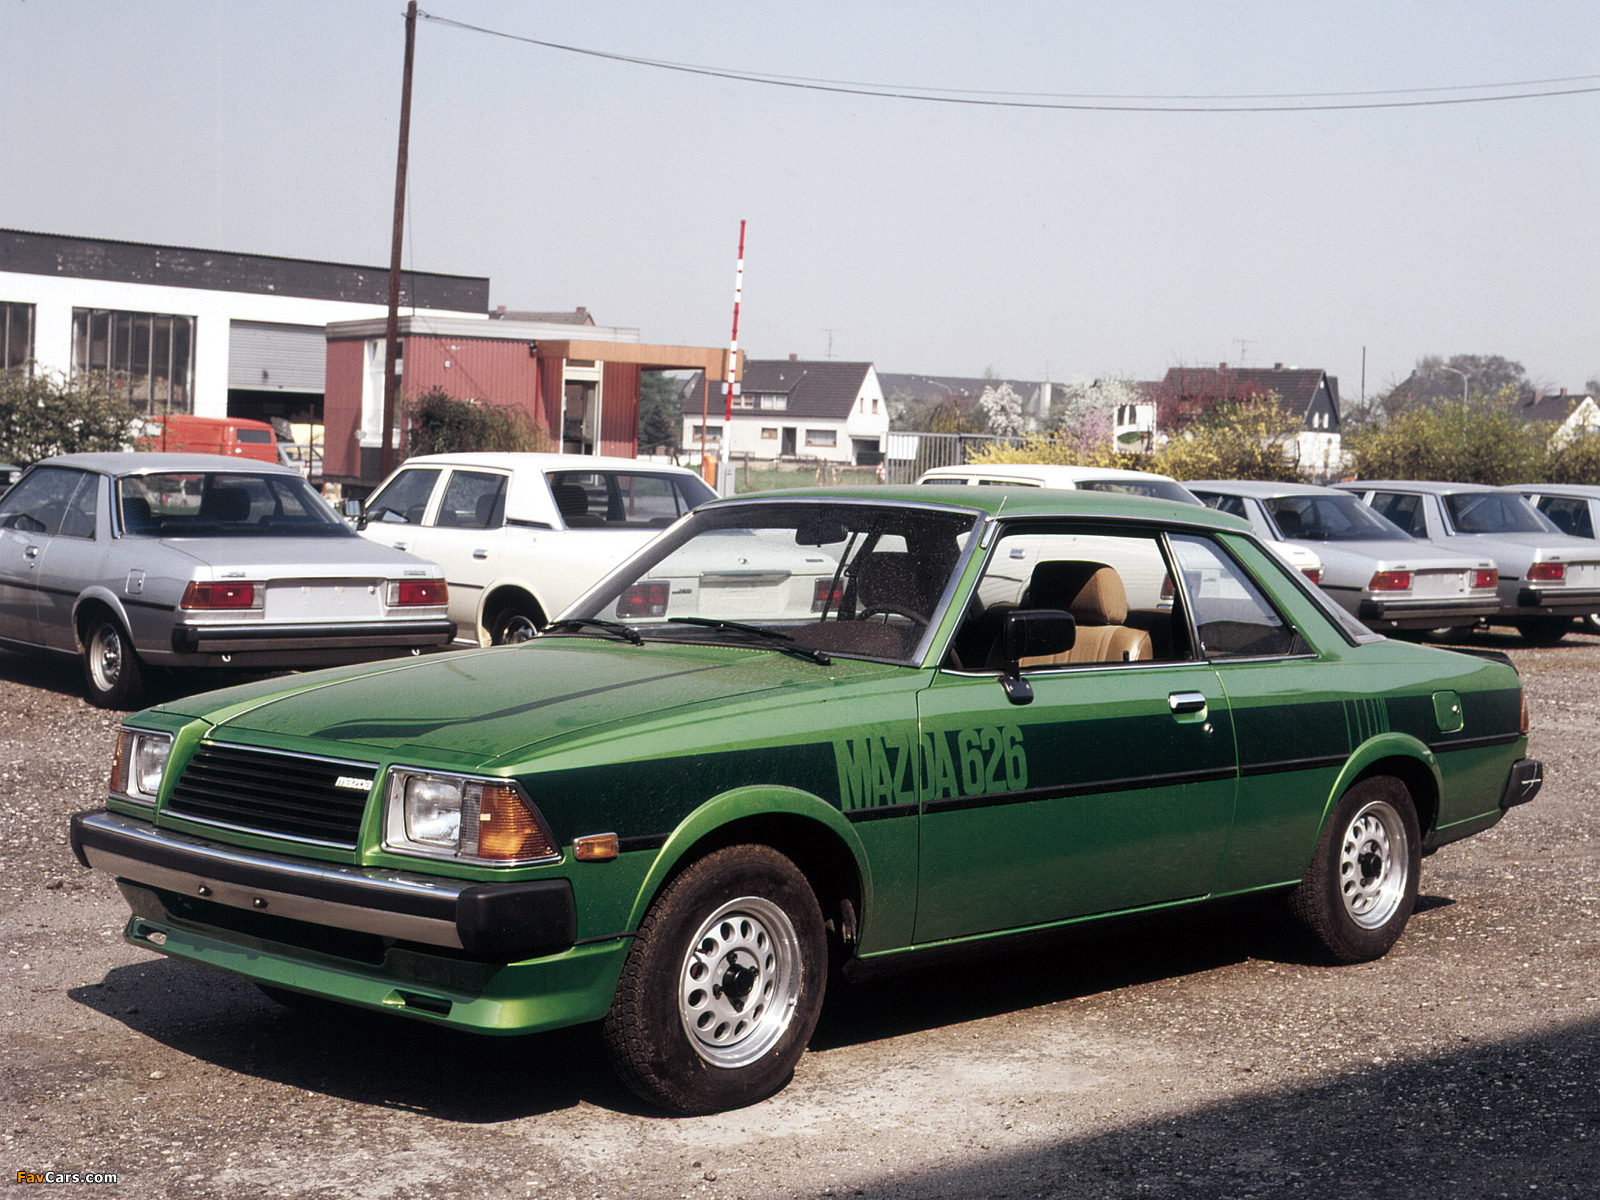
1273,362,1283,370
789,353,798,361
1218,362,1227,370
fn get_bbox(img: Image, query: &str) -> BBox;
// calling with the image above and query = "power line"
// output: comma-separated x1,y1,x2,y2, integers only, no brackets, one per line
417,11,1600,113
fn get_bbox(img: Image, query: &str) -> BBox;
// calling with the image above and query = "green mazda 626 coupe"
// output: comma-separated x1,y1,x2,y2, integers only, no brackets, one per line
71,486,1543,1113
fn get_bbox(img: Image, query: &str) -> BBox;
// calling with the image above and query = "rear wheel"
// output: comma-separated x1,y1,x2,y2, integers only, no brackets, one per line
487,601,544,645
1515,616,1573,645
1583,612,1600,635
603,845,826,1114
81,616,145,709
1288,776,1421,964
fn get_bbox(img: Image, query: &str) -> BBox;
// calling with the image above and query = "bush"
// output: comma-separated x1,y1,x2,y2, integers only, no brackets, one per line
1345,397,1547,485
1149,399,1302,482
403,387,550,457
1543,430,1600,485
0,368,140,465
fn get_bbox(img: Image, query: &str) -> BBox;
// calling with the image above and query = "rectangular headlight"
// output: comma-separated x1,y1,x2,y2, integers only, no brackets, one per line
383,768,560,865
109,728,173,806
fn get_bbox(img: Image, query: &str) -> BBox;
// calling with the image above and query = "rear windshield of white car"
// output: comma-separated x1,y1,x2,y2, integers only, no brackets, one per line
118,472,352,538
1444,492,1561,535
1262,494,1411,542
1075,478,1198,504
546,470,716,529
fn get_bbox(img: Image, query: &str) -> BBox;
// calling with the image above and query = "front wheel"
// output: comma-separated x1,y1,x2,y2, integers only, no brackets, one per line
81,616,146,709
603,845,826,1114
1288,776,1421,963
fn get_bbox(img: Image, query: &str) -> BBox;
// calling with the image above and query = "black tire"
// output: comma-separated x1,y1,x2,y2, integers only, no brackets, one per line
81,615,146,709
1288,776,1421,964
1583,612,1600,636
603,845,826,1114
1515,616,1573,645
487,602,544,645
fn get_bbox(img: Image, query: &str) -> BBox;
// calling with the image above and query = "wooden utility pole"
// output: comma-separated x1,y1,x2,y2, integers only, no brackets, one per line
379,1,418,478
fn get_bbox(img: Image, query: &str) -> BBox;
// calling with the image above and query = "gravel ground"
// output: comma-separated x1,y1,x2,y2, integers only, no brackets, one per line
2,628,1597,1199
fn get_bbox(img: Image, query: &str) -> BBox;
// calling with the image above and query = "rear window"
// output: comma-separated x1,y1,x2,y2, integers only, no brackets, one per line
118,472,351,537
1444,492,1560,534
1076,478,1199,504
547,471,715,529
235,429,274,444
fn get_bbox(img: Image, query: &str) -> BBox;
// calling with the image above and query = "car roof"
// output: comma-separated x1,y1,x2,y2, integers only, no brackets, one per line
918,463,1181,484
1505,483,1600,499
37,451,301,476
1186,479,1353,498
396,452,700,475
1338,480,1499,495
717,484,1250,531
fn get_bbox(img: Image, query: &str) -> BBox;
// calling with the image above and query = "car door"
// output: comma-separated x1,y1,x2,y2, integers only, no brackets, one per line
33,471,108,653
401,467,510,637
914,522,1238,943
0,466,95,647
362,466,444,553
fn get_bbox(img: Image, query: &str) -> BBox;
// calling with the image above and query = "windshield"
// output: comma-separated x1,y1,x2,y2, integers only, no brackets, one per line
1262,494,1412,542
563,500,981,664
118,472,353,538
1075,478,1200,505
1444,492,1561,534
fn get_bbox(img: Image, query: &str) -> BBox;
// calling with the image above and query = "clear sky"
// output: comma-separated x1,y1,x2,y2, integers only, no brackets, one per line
2,0,1596,404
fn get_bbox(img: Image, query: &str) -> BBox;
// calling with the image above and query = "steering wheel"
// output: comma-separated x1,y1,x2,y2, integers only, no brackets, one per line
859,604,929,630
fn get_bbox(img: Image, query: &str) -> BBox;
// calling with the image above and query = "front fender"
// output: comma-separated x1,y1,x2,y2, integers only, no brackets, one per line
624,786,873,934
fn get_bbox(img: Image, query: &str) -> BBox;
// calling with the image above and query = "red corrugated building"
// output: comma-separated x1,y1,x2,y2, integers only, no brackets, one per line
323,309,737,485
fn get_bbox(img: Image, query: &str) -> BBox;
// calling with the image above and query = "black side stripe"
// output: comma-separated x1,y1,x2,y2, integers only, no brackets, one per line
617,834,668,854
923,766,1239,815
1431,732,1523,752
844,802,919,823
1240,754,1349,778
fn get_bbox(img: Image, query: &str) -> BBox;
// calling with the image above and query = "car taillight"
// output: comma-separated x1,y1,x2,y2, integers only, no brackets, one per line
1520,689,1529,735
1526,562,1565,582
812,577,844,612
1302,567,1323,584
179,581,257,609
617,580,669,618
1368,571,1412,591
389,579,448,606
1473,568,1499,590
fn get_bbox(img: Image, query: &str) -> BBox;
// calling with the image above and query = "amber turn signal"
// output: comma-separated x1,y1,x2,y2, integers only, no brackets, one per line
574,833,620,862
475,783,558,860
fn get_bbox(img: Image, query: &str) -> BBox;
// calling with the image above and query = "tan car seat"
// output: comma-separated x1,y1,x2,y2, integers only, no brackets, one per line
1016,560,1153,667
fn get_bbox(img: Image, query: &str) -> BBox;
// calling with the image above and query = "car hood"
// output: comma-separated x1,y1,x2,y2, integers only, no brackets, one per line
152,535,436,576
170,638,893,764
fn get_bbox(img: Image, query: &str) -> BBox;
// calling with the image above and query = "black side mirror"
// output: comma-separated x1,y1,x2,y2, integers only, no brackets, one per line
997,609,1076,705
341,498,367,529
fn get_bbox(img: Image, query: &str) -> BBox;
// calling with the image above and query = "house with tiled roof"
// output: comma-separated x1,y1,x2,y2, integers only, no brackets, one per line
1150,363,1343,480
680,358,888,464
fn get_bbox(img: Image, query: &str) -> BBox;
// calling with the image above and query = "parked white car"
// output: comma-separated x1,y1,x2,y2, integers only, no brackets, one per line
354,453,717,644
915,463,1324,582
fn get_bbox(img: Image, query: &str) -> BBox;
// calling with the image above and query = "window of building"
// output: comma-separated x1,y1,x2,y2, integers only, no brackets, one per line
72,308,195,414
691,425,724,441
872,398,879,414
760,427,778,439
805,429,837,447
757,394,788,411
2,302,35,372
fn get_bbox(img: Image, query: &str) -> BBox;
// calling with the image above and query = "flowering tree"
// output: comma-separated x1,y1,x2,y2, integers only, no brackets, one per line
978,382,1028,437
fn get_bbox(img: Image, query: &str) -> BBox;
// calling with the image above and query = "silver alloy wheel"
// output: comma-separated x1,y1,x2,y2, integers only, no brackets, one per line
89,624,125,692
677,895,802,1068
498,613,539,643
1338,799,1409,929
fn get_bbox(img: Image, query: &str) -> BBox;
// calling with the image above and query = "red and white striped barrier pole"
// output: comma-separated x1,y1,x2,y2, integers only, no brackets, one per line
724,220,745,423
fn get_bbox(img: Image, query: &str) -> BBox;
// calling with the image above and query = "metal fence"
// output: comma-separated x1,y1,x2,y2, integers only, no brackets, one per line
880,431,1060,484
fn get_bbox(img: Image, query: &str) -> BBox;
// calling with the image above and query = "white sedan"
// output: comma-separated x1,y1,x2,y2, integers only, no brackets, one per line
355,453,717,644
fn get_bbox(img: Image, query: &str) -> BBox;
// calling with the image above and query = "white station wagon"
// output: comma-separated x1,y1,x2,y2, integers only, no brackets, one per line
355,453,717,644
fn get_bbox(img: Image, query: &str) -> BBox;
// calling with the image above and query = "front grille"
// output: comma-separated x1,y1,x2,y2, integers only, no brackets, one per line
166,743,375,848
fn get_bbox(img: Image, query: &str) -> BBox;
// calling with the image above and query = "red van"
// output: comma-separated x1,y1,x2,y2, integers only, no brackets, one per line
136,415,278,463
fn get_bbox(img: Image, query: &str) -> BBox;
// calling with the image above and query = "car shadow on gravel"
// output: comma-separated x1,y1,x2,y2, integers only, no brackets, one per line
0,647,268,709
69,958,648,1121
828,1017,1600,1200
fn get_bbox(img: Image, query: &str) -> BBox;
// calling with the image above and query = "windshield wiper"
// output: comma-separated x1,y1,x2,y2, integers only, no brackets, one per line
542,617,644,645
657,617,831,665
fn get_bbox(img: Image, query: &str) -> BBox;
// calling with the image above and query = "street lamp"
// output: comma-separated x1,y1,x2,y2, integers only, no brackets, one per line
1437,365,1469,409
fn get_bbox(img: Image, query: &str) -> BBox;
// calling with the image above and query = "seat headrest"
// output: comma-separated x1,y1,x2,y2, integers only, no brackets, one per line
199,486,252,524
1024,560,1128,626
550,482,588,520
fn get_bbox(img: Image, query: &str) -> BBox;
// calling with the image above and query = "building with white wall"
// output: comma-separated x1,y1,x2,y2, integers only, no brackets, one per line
682,359,888,465
0,229,487,426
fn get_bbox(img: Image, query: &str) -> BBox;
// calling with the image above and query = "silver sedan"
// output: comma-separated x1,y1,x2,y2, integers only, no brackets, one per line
1186,480,1500,633
0,453,453,707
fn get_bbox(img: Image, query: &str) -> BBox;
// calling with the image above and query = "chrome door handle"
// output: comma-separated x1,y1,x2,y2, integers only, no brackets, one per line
1168,691,1207,715
23,545,39,559
392,541,409,551
472,549,489,559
